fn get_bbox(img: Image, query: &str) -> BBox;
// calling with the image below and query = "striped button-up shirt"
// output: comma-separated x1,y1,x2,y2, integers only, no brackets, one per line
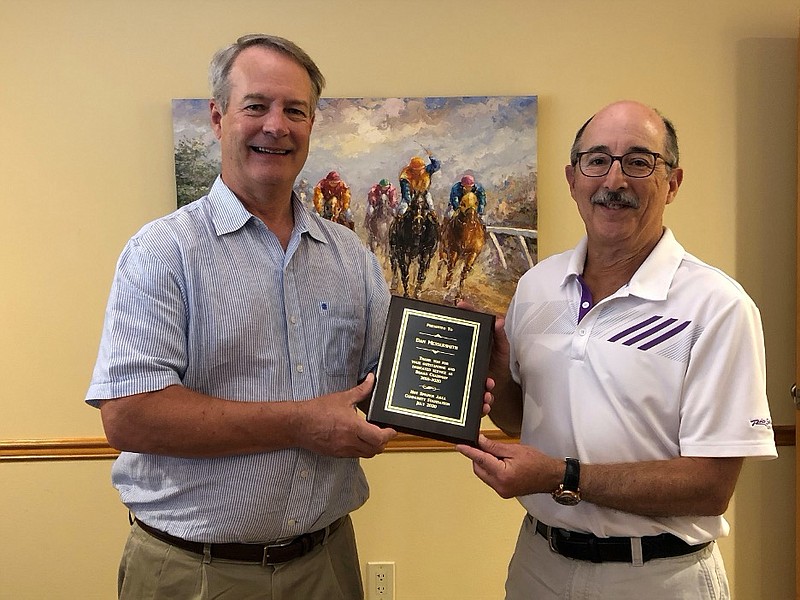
87,176,390,543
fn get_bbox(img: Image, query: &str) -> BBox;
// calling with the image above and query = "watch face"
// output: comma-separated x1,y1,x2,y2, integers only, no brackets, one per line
553,490,581,506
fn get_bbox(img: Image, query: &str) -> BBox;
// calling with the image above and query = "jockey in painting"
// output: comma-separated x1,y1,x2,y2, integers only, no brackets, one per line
448,174,486,218
313,170,354,228
367,178,398,216
397,153,440,217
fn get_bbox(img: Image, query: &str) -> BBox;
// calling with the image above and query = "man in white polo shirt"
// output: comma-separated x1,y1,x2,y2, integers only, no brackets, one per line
458,100,776,599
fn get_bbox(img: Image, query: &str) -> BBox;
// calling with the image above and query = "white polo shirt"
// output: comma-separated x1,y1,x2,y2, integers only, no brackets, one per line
506,228,777,544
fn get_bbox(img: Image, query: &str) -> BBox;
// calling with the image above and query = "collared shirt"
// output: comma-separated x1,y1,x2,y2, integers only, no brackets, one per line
86,176,390,543
506,228,776,543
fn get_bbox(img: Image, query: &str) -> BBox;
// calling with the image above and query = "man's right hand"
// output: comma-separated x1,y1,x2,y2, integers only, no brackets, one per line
455,303,522,437
294,373,397,458
488,315,511,382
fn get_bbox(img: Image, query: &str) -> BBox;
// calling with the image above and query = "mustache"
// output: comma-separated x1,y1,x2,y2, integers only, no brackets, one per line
591,190,640,209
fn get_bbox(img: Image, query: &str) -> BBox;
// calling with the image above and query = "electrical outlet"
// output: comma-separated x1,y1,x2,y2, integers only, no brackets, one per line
366,561,395,600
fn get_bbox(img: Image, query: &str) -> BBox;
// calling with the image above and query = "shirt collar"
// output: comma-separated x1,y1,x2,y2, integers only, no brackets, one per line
562,227,685,301
206,176,326,243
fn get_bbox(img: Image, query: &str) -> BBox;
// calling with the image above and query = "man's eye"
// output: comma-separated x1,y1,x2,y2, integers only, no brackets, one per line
286,108,308,120
626,156,653,168
244,104,266,112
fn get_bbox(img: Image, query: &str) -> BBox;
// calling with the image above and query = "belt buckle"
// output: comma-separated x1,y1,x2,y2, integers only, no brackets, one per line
262,537,295,566
546,526,559,554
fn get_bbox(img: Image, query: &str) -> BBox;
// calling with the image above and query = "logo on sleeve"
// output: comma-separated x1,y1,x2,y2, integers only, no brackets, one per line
749,418,772,429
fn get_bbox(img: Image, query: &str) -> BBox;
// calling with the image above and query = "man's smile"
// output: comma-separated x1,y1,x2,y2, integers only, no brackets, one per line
250,146,290,155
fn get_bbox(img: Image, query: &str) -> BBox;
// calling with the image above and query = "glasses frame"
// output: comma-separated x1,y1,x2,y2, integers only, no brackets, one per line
575,151,675,179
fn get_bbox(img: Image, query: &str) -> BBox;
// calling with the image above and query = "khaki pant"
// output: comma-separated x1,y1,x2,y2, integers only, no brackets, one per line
118,516,364,600
505,516,730,600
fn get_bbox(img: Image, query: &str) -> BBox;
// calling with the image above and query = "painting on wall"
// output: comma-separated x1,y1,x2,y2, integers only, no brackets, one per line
172,96,538,315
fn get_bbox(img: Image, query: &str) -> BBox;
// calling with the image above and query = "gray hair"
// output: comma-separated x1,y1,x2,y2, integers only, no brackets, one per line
209,34,326,115
569,108,680,169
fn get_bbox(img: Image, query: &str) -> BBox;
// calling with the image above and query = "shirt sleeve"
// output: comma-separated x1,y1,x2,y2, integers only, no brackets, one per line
359,249,391,379
85,236,187,406
678,293,777,459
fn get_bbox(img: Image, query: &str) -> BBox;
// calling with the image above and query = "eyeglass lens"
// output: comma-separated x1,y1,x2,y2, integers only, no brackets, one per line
579,152,657,178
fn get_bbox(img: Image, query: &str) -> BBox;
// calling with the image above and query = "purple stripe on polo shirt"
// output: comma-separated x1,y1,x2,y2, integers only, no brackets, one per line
607,315,693,351
621,318,678,346
638,320,692,351
608,315,662,342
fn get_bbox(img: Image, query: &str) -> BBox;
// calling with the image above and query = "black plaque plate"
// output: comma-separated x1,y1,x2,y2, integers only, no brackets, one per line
367,296,494,446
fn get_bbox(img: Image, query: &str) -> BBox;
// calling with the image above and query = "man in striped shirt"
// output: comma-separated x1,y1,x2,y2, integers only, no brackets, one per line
87,34,396,600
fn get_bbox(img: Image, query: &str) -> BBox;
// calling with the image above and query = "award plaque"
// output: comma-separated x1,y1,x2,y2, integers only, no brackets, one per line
367,296,495,446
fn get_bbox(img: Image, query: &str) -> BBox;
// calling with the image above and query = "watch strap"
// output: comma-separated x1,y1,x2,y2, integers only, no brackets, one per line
563,457,580,492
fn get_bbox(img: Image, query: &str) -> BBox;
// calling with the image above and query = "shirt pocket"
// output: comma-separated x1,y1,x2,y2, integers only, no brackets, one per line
319,303,364,377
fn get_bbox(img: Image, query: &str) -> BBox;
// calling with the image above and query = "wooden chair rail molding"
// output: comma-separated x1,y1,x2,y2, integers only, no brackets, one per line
0,426,795,462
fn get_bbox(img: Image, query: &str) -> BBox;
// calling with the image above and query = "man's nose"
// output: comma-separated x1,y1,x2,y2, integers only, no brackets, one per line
261,109,290,136
603,158,628,188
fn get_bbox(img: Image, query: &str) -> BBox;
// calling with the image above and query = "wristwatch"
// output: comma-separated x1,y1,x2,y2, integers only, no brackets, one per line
552,457,581,506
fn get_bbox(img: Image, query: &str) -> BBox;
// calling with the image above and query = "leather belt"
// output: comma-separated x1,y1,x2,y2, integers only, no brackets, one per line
532,516,711,563
135,516,345,565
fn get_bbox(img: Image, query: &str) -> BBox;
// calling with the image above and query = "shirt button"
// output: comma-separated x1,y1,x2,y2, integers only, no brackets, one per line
296,364,304,373
578,328,587,336
581,302,590,308
300,469,309,478
290,315,297,324
287,519,297,526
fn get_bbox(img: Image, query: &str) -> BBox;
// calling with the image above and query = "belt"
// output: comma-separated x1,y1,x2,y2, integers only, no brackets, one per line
532,516,711,563
135,516,345,565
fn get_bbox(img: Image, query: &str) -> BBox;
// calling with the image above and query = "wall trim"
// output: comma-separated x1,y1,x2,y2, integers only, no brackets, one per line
0,426,794,462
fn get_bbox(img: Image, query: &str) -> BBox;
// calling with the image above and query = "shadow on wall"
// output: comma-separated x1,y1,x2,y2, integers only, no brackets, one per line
733,36,797,600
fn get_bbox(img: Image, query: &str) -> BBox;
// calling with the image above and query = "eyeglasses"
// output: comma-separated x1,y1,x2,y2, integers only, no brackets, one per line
575,151,674,178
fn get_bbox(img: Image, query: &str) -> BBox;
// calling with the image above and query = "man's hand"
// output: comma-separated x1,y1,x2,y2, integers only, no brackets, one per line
456,434,561,499
455,300,496,417
488,315,511,381
296,373,397,458
456,301,520,433
481,377,495,416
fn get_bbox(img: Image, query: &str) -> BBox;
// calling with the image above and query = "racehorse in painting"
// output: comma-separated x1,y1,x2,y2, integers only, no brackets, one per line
437,206,486,300
364,180,397,256
389,195,439,298
313,171,355,230
321,196,355,230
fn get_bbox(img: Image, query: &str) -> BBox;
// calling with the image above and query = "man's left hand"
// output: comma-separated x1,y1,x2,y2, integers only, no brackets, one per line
456,434,560,499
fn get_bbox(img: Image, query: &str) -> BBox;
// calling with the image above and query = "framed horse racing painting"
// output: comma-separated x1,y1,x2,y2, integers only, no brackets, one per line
172,96,538,317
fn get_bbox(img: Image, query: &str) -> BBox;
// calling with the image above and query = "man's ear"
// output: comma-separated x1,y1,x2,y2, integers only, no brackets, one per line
665,167,683,205
210,99,223,139
565,164,577,194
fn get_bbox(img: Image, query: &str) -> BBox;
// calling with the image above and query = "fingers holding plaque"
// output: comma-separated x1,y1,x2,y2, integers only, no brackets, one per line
367,296,495,446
